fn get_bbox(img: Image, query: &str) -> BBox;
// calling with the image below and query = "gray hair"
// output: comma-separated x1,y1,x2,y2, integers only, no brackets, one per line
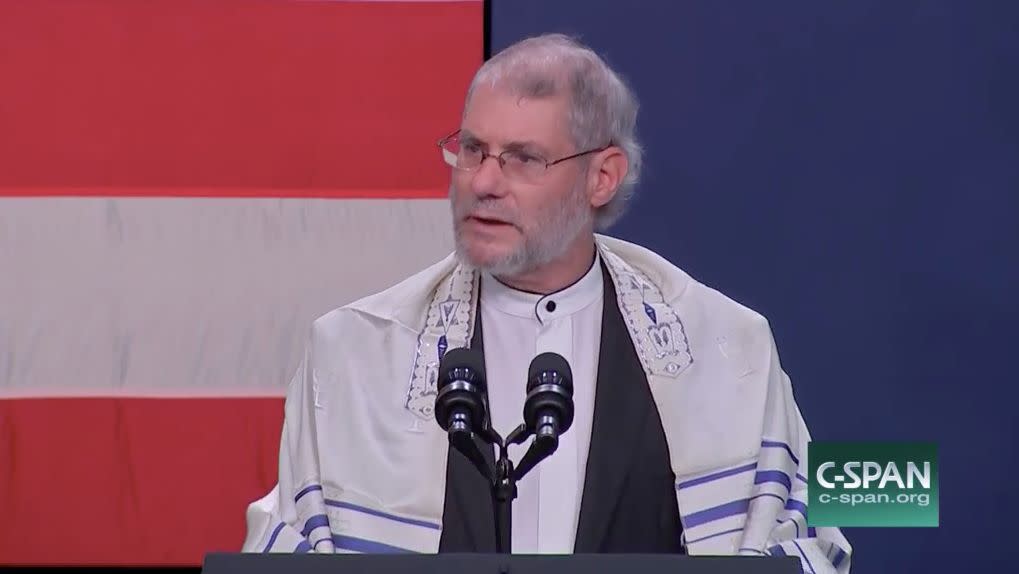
465,33,643,230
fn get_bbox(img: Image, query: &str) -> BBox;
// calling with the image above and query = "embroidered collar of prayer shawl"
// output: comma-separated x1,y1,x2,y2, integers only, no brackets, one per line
404,238,695,421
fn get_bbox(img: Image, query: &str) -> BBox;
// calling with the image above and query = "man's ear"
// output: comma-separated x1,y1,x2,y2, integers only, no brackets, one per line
587,147,629,209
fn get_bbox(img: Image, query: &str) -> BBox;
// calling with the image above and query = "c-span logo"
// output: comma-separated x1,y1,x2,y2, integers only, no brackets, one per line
808,441,938,527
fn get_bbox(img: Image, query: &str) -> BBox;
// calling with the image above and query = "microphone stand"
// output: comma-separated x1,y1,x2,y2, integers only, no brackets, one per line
445,382,566,554
492,422,560,554
493,445,515,554
451,422,560,554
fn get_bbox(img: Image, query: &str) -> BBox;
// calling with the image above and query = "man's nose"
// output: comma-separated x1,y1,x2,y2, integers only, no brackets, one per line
469,155,507,198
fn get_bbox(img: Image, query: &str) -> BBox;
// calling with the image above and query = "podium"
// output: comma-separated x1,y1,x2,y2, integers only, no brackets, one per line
202,552,800,574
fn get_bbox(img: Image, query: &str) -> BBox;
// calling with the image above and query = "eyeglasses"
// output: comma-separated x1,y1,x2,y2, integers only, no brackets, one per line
438,129,610,183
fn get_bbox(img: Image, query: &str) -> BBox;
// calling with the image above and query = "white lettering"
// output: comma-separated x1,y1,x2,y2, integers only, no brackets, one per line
879,461,906,489
862,461,883,488
843,462,862,489
907,461,931,489
817,462,837,488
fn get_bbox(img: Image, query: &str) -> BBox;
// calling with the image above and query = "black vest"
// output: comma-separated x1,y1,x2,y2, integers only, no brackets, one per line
438,264,684,553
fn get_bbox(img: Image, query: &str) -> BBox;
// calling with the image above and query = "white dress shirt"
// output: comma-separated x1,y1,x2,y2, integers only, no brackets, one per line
480,255,604,554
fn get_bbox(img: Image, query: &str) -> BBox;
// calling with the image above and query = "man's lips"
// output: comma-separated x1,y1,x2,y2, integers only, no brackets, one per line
465,214,514,226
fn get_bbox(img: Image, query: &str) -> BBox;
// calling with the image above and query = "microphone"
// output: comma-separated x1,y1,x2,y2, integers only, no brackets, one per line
510,352,575,482
434,347,487,435
434,347,492,481
523,352,575,444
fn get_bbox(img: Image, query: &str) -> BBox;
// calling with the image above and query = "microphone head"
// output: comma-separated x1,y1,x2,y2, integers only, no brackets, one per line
527,352,573,393
434,347,487,433
438,347,486,391
524,352,574,434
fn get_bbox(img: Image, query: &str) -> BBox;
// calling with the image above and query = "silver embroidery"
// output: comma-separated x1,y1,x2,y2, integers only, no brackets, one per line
648,323,679,358
600,243,694,379
404,265,478,420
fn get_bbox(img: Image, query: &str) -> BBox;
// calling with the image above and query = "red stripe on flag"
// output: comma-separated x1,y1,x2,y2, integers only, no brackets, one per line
0,0,481,190
0,398,284,565
0,187,448,199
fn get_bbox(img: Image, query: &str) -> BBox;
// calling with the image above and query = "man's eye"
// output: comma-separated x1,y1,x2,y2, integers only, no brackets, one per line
507,151,541,165
462,142,482,153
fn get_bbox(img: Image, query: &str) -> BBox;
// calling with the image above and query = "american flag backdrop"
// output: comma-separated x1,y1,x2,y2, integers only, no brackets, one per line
0,0,482,565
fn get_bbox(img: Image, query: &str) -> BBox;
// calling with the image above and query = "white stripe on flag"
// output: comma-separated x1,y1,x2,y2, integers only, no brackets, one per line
0,197,453,397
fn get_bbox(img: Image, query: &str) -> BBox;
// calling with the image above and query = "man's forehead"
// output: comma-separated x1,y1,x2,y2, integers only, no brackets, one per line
461,85,571,149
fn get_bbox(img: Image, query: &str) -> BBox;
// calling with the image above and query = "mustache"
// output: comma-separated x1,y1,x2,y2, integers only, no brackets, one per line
453,198,519,226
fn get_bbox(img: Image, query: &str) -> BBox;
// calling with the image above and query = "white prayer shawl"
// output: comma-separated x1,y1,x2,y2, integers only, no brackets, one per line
242,235,853,573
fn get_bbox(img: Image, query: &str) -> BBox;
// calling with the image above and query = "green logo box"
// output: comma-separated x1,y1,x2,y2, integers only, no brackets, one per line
807,441,938,527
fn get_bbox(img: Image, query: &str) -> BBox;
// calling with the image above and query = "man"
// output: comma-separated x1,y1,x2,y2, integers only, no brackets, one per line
242,34,852,572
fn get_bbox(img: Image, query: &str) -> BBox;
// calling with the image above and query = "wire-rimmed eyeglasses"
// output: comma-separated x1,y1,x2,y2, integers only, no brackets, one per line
438,129,611,183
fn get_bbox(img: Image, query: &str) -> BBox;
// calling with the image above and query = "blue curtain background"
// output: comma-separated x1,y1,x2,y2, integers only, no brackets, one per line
492,1,1018,570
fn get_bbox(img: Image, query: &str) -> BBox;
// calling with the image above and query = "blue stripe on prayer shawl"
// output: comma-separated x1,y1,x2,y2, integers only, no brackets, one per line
683,498,749,528
808,526,817,538
785,498,808,518
761,440,800,466
262,522,286,553
332,534,416,554
793,540,817,574
833,548,847,567
325,499,441,530
294,540,312,553
295,484,324,503
301,514,330,537
768,544,787,557
676,462,757,490
755,470,793,490
797,473,808,483
685,527,744,545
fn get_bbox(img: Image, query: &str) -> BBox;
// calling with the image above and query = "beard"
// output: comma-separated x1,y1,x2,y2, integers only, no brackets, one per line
450,179,592,277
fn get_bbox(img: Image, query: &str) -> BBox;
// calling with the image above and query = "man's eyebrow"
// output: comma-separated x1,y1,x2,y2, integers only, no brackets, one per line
458,130,484,146
502,140,550,156
460,130,551,156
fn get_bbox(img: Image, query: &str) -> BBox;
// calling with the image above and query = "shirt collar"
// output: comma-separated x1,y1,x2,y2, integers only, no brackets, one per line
481,253,603,322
